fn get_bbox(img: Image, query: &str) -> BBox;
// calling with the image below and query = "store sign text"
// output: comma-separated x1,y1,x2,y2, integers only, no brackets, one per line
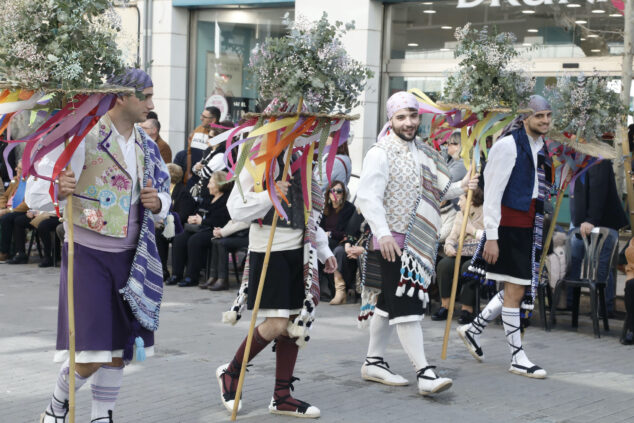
457,0,607,8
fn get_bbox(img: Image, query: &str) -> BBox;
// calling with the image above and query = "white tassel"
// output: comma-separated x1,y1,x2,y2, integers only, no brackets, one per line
395,284,406,297
406,286,415,297
294,336,307,348
222,311,238,325
287,322,305,338
162,214,175,239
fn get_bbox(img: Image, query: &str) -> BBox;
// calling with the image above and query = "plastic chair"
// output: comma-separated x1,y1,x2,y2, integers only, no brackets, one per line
25,227,42,263
550,227,617,338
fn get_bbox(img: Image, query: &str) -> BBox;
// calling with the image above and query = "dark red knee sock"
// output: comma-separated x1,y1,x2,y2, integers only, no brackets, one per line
222,326,271,396
273,335,301,410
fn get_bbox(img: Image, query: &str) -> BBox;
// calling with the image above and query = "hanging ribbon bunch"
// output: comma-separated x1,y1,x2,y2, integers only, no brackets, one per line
409,88,517,168
207,102,355,222
0,88,129,215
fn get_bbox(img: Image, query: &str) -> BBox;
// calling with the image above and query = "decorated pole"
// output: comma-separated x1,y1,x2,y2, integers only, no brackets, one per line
230,99,302,421
441,158,476,360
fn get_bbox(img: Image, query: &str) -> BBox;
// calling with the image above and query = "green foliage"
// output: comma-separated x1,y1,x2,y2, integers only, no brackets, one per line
249,12,374,114
546,74,628,141
442,24,534,117
0,0,126,90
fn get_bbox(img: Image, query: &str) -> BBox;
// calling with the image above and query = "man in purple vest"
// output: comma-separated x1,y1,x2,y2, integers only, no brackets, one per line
458,95,552,379
33,69,172,423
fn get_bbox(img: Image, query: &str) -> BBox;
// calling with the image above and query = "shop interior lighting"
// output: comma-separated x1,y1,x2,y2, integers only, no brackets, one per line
423,9,436,14
591,9,605,14
408,43,419,47
522,10,535,14
421,1,433,4
522,43,532,46
591,49,601,52
610,13,623,17
440,48,451,51
527,29,539,33
575,20,587,24
580,37,586,41
566,3,581,7
588,34,599,38
441,26,453,29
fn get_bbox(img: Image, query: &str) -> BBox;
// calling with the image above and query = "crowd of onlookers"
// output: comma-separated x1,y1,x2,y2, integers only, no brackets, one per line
1,104,633,346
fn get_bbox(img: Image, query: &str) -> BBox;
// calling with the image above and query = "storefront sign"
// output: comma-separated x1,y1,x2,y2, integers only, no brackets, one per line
457,0,607,8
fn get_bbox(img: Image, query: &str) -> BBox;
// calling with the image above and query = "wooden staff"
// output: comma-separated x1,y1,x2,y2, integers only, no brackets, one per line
441,158,476,360
59,96,77,423
231,98,302,421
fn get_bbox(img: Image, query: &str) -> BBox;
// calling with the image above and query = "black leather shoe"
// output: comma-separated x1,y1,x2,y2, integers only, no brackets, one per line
38,257,54,268
165,275,181,286
7,253,27,264
431,307,448,321
209,278,229,291
458,310,474,325
178,277,198,287
620,330,634,345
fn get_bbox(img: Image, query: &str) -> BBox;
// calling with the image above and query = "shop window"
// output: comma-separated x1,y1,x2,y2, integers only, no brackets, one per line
389,1,624,60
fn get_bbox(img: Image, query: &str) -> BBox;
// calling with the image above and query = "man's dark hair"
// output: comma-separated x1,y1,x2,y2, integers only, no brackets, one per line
147,111,158,120
206,106,221,121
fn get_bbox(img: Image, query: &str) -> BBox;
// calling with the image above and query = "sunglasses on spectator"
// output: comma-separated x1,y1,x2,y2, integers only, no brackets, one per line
330,188,344,194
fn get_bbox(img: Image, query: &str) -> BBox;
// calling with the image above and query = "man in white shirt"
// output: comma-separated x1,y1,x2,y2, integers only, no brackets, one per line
216,150,336,418
37,69,172,423
356,91,477,396
457,95,552,379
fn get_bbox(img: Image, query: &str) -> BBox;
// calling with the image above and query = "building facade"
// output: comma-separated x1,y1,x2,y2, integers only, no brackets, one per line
128,0,628,184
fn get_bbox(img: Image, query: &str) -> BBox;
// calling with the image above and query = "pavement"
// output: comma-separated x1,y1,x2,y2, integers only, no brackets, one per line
2,261,634,423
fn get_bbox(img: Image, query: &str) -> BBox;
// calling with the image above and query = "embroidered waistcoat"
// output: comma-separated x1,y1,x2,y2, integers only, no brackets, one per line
374,134,420,234
71,117,145,237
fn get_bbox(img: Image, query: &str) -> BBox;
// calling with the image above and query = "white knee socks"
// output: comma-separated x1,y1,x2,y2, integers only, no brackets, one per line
466,290,504,344
501,307,533,367
90,364,124,422
366,313,394,359
395,321,429,371
46,360,89,419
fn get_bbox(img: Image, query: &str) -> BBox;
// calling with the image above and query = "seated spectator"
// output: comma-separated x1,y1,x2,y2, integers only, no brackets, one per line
200,219,250,291
445,131,467,183
622,238,634,345
157,163,196,280
320,180,355,304
317,140,352,193
439,200,459,244
29,211,61,267
432,188,484,324
166,171,231,287
140,113,172,164
0,160,28,262
567,159,628,317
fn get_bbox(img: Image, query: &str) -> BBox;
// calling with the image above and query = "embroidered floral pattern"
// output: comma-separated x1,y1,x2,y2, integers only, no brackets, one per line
110,174,131,191
86,185,98,197
83,209,105,232
98,189,116,208
119,195,130,212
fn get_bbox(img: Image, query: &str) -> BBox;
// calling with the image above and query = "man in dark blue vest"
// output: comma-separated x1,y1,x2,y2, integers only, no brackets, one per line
458,95,552,379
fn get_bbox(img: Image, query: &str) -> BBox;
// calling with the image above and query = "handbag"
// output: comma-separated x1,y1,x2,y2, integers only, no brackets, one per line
184,223,202,233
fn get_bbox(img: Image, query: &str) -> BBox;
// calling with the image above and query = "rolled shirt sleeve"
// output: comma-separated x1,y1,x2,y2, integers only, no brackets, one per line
226,163,275,223
356,147,391,240
483,135,516,240
315,226,334,263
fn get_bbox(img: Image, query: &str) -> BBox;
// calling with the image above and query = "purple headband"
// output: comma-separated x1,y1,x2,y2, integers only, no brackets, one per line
107,68,153,92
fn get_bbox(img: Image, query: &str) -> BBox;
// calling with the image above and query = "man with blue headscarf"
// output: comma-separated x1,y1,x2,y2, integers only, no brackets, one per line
33,68,171,423
458,95,553,379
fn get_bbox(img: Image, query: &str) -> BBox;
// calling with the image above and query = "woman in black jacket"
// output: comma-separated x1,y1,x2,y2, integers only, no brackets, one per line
166,171,232,287
320,180,355,304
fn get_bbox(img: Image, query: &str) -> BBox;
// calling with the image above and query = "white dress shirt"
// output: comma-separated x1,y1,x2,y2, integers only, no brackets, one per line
483,133,543,240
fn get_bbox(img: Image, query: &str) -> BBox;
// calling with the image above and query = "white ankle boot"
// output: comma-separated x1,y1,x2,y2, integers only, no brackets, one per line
416,366,452,395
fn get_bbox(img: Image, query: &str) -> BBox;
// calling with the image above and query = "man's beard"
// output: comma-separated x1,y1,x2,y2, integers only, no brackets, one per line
392,125,419,142
526,121,549,136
